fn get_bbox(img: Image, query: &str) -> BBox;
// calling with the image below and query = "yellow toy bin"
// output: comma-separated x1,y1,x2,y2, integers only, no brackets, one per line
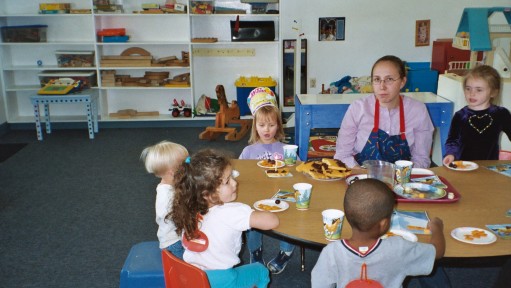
235,76,277,116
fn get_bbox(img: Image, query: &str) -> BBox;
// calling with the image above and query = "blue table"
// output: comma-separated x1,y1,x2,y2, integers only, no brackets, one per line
294,93,453,161
30,90,99,140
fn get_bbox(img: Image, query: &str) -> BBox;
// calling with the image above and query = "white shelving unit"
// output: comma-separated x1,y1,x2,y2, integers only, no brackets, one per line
0,0,280,124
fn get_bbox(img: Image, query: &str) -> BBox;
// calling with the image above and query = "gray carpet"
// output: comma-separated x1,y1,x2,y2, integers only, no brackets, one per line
0,128,506,288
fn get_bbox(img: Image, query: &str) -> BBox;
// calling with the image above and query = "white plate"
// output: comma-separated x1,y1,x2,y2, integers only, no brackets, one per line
411,168,434,175
257,160,285,169
444,161,479,171
381,229,418,242
451,227,497,245
253,199,289,212
394,183,446,200
345,174,368,185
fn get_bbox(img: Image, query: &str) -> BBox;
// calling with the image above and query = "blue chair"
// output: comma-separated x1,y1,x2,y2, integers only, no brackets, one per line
120,241,165,288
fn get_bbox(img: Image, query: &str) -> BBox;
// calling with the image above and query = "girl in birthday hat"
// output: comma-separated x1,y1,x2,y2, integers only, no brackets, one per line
239,87,298,274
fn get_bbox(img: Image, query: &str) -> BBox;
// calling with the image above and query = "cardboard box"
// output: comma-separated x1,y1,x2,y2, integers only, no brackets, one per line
191,1,213,14
1,25,47,42
56,51,95,67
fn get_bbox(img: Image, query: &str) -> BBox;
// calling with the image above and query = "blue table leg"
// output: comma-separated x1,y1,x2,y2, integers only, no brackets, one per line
44,103,51,134
32,102,43,141
86,101,94,139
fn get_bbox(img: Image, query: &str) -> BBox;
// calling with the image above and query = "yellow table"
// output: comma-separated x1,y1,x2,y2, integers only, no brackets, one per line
233,159,511,258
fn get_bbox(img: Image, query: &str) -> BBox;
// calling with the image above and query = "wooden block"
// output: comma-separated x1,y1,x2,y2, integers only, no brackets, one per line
101,55,153,60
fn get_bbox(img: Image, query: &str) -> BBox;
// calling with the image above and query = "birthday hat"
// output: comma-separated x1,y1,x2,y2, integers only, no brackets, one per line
247,87,277,115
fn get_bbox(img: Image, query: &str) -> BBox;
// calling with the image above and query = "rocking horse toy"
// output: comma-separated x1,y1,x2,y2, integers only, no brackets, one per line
199,85,252,141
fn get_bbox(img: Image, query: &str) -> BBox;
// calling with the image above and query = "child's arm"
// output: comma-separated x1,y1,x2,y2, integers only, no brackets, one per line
249,210,279,230
442,154,454,166
427,217,445,259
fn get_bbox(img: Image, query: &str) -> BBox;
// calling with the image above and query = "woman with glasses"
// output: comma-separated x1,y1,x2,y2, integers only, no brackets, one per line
333,55,435,169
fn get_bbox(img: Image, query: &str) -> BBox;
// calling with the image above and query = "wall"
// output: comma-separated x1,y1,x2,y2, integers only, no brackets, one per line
280,0,511,93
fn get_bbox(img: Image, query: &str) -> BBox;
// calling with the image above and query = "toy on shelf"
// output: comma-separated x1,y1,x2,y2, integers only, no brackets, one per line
109,109,160,119
169,99,192,117
199,85,252,141
164,73,191,87
37,78,84,95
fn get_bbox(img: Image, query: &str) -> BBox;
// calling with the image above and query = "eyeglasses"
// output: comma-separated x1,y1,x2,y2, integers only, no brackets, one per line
372,77,400,85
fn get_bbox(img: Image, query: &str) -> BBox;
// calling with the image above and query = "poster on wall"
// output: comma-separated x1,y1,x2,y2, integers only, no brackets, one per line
319,17,345,41
415,20,430,46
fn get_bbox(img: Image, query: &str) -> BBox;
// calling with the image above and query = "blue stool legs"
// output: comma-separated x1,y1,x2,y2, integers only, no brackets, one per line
120,241,164,288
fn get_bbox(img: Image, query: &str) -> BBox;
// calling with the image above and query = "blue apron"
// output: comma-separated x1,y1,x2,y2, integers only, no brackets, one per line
354,96,412,164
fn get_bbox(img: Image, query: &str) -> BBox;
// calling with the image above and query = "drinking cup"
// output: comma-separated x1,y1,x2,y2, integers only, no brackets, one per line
395,160,413,185
293,183,312,210
363,160,396,188
283,144,298,166
322,209,344,241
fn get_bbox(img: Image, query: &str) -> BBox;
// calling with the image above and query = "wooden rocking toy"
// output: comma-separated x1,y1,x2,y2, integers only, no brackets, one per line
199,85,252,141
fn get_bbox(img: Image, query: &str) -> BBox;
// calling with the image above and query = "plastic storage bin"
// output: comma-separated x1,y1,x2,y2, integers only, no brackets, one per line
235,76,277,115
38,71,97,88
1,25,47,42
56,51,95,67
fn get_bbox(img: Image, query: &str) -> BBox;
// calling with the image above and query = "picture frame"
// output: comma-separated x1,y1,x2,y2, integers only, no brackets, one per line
415,20,430,47
319,17,345,41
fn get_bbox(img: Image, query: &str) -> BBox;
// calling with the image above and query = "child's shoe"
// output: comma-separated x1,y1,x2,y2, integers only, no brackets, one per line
267,250,292,274
250,247,264,265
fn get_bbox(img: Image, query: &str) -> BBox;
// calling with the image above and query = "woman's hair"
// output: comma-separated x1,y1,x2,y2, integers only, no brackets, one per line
344,179,396,232
463,65,501,104
371,55,407,79
248,105,285,144
168,149,231,240
140,141,188,177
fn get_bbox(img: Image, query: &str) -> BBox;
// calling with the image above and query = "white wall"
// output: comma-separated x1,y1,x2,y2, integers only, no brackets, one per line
281,0,511,93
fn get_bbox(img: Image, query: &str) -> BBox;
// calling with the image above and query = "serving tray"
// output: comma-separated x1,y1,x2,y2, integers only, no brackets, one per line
395,175,460,204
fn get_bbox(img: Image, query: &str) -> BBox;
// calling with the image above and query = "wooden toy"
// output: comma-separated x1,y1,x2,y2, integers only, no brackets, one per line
199,85,252,141
109,109,159,119
164,72,190,87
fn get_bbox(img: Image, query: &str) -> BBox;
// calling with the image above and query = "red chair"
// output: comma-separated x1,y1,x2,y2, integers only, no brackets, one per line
161,250,210,288
499,150,511,160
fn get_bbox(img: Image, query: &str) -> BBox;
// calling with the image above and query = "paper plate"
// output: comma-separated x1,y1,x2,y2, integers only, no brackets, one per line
444,161,479,171
394,183,446,200
253,199,289,212
451,227,496,245
411,168,434,175
381,229,418,242
257,160,285,169
345,174,368,185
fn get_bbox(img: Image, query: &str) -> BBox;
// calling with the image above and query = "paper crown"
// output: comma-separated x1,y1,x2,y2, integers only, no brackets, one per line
247,87,277,115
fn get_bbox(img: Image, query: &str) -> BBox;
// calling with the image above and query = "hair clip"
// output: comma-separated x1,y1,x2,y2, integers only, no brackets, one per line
185,156,191,164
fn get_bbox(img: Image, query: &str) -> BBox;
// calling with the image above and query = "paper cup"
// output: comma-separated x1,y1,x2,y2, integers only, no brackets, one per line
293,183,312,210
322,209,344,241
395,160,413,185
283,145,298,166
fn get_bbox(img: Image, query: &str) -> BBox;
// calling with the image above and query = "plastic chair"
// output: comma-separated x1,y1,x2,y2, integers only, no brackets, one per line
161,250,210,288
499,150,511,160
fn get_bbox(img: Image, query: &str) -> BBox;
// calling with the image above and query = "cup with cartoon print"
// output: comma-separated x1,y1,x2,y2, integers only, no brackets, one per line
322,209,344,241
293,183,312,210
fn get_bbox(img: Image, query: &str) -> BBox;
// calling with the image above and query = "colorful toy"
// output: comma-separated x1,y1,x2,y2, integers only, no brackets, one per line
199,85,252,141
169,99,192,117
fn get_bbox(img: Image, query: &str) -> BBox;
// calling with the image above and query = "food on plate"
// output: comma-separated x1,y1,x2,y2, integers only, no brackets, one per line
402,187,427,199
463,229,487,240
257,203,281,211
265,168,290,177
259,159,276,167
449,161,467,169
497,226,511,236
296,158,351,180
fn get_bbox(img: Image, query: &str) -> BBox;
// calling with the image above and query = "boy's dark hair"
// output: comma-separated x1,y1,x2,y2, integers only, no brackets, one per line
344,179,396,232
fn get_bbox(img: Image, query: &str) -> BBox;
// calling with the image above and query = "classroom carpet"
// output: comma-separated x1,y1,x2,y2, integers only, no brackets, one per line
0,127,506,287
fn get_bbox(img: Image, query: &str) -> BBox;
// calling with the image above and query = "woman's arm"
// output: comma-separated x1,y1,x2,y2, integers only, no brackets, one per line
409,103,434,168
334,104,360,168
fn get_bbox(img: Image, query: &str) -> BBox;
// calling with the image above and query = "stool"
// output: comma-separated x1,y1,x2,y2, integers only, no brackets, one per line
120,241,165,288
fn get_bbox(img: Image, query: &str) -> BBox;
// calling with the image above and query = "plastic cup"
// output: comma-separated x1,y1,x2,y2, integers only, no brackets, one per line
395,160,413,185
363,160,396,188
322,209,344,241
293,183,312,210
283,144,298,166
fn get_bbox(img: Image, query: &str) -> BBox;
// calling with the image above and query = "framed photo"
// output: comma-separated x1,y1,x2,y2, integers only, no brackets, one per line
319,17,345,41
415,20,430,46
